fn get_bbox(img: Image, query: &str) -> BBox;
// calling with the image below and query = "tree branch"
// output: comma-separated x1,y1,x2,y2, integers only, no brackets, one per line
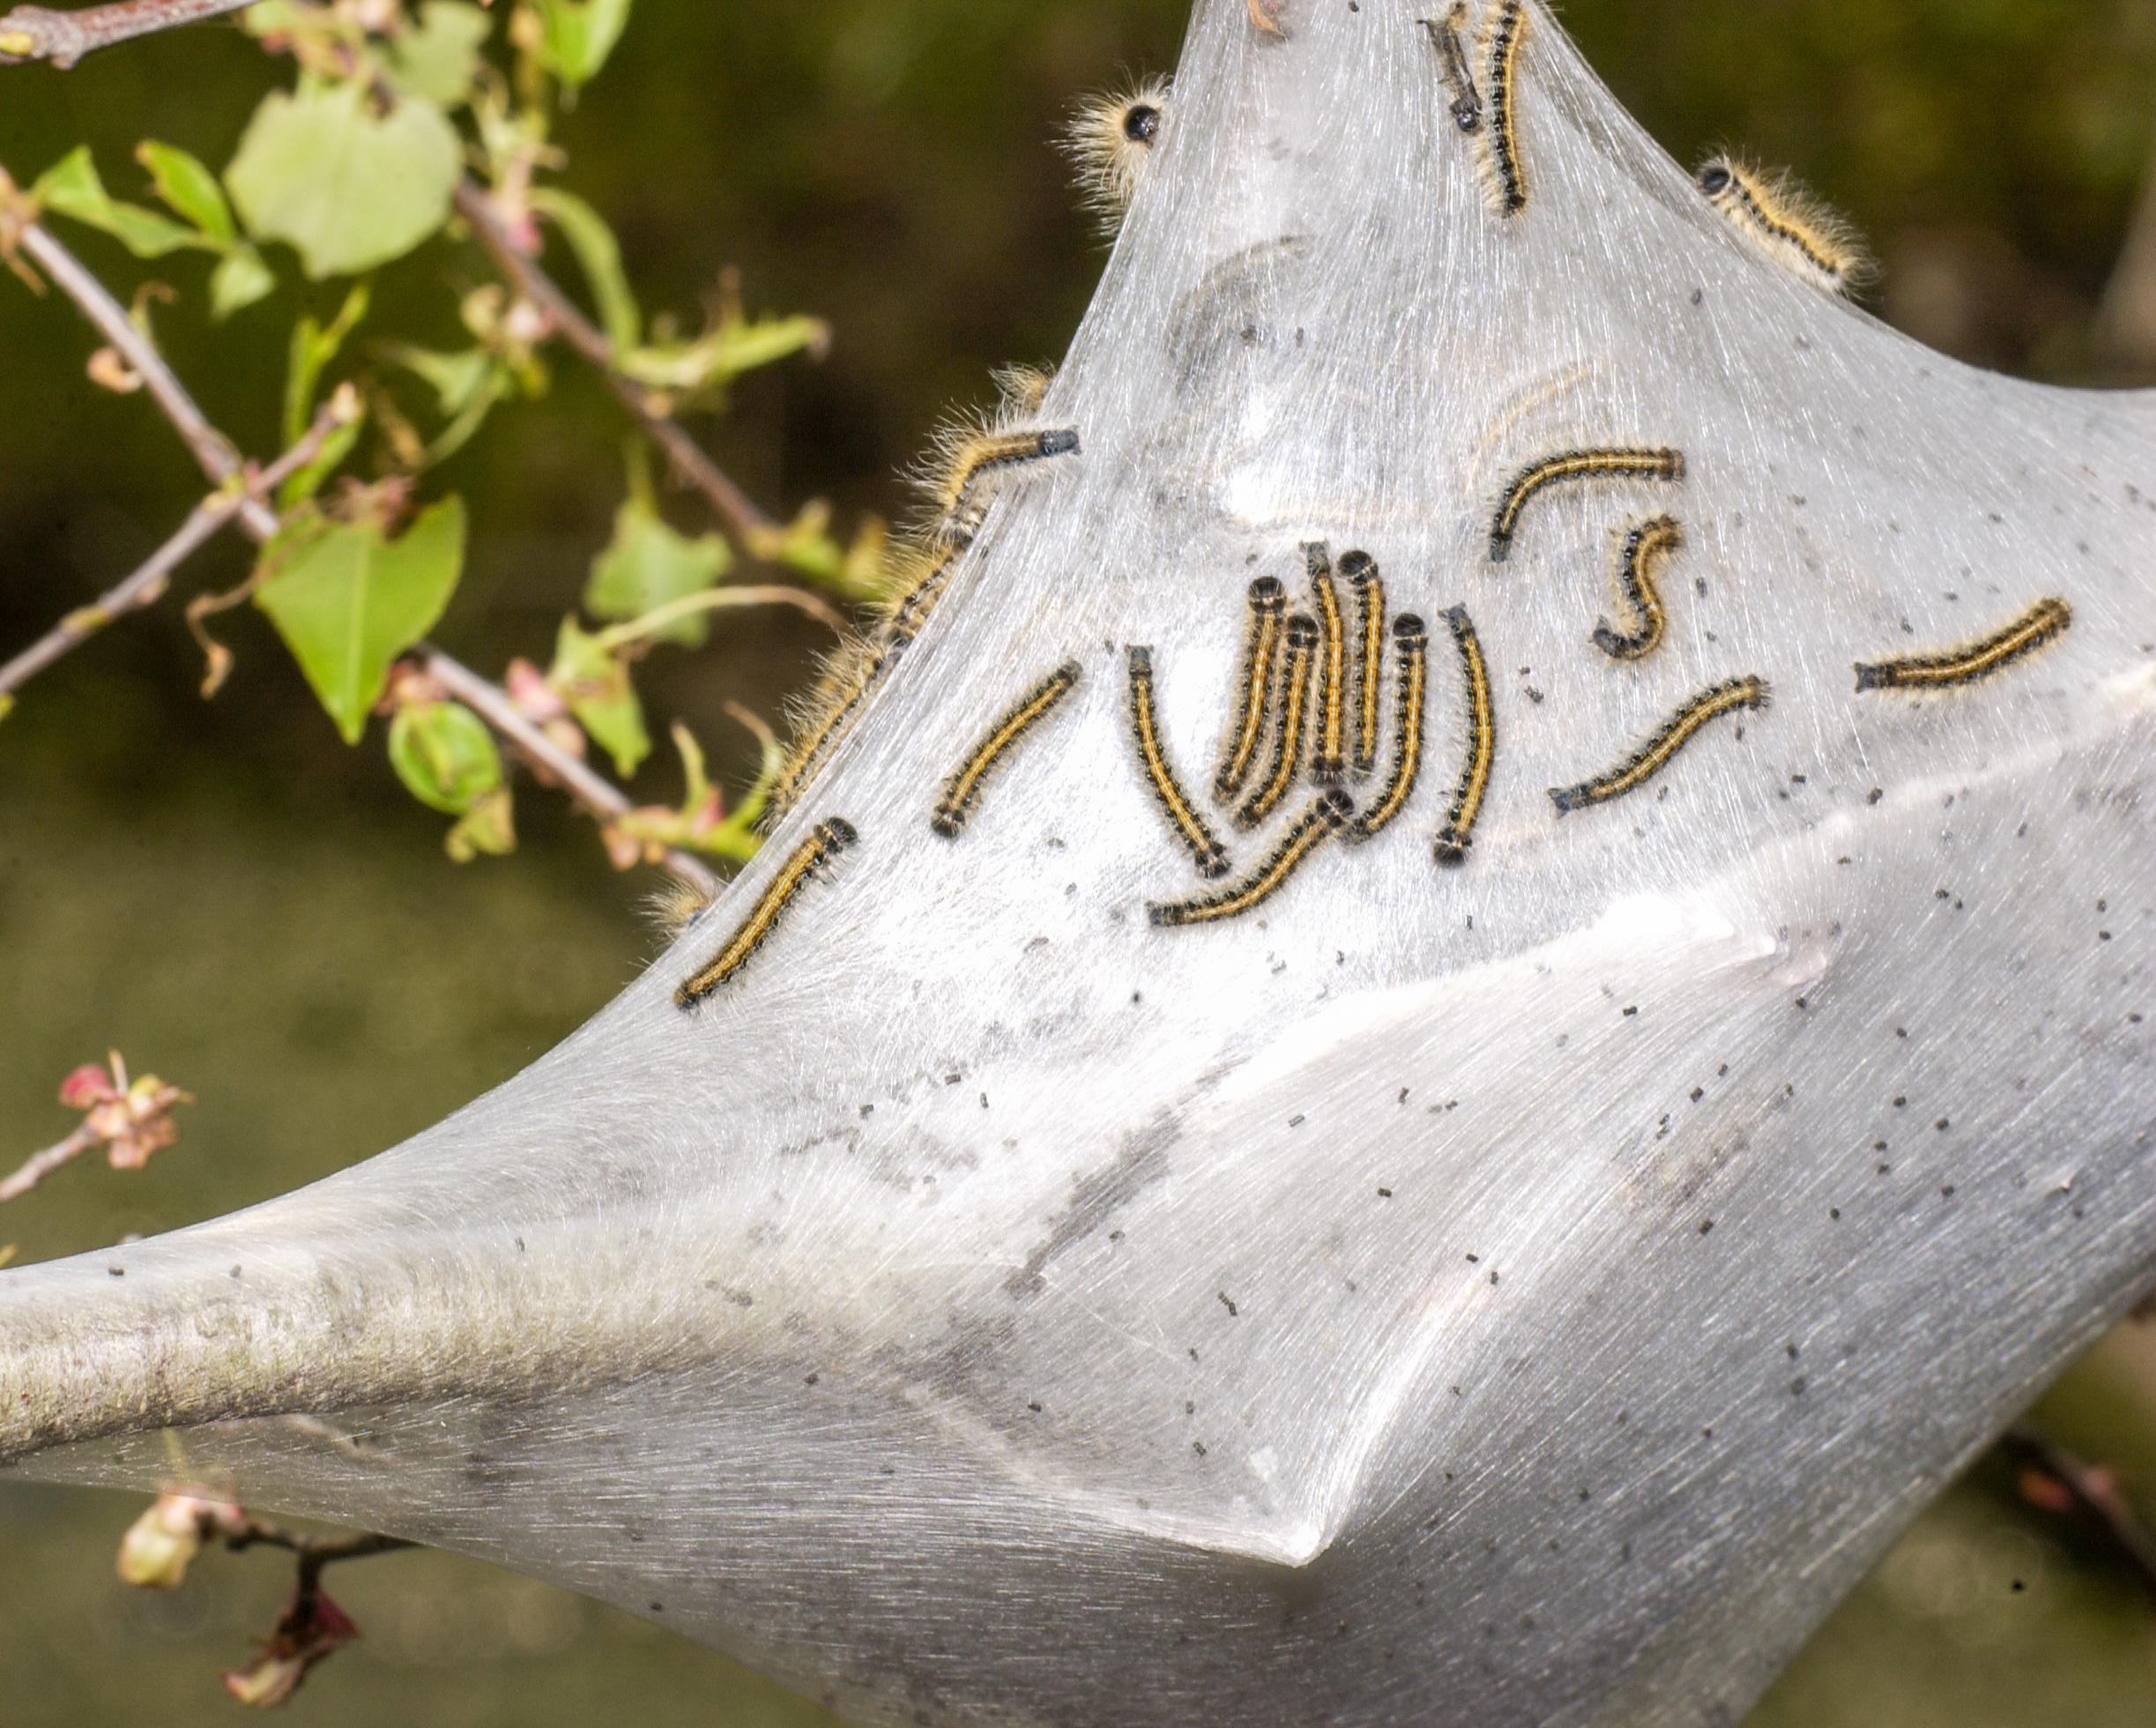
0,0,257,68
2004,1426,2156,1609
0,1124,95,1204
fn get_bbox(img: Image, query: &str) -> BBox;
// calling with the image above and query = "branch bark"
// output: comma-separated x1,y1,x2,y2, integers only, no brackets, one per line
0,1125,96,1204
0,0,257,68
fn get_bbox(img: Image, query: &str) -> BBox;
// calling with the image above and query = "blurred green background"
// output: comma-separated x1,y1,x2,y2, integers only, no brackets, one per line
3,0,2155,1722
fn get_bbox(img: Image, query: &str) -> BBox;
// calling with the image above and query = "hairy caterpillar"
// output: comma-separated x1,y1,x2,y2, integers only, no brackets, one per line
1356,614,1427,840
1489,447,1684,562
1305,544,1348,783
1340,550,1385,776
1422,5,1483,135
1150,789,1351,928
1434,605,1493,865
916,424,1082,548
1065,80,1170,233
1127,646,1231,879
772,635,898,818
1477,0,1530,218
676,818,858,1007
1696,156,1874,300
1854,597,2072,692
1216,576,1287,802
1239,614,1320,830
1592,515,1681,660
1550,676,1769,815
933,662,1082,838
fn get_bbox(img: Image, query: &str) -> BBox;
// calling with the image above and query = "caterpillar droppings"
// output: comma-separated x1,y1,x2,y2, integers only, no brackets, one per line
1239,613,1320,830
1697,156,1874,299
933,661,1082,838
1489,447,1684,562
1854,597,2071,693
1216,576,1287,801
1357,614,1427,840
1422,5,1483,134
1550,676,1770,816
1150,789,1351,928
1341,549,1386,777
1305,543,1348,783
1434,604,1493,865
677,817,857,1008
1592,514,1681,660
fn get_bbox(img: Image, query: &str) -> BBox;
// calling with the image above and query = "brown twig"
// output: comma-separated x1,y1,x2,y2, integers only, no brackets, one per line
222,1518,415,1588
453,179,780,548
2004,1426,2156,1609
0,0,256,68
0,1124,96,1204
0,393,353,705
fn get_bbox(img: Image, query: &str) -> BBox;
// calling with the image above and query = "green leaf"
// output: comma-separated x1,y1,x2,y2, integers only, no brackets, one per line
35,146,213,260
381,341,497,417
136,141,237,248
383,2,493,108
254,496,467,744
548,618,649,778
227,82,461,279
529,188,640,353
616,310,829,398
584,494,731,649
445,788,517,861
389,697,503,814
282,281,369,453
533,0,634,86
210,248,278,319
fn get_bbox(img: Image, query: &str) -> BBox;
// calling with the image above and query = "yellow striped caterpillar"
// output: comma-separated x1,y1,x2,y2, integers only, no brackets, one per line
1434,605,1493,865
1550,676,1769,816
1340,549,1385,776
1357,614,1427,840
1065,80,1170,233
1854,596,2071,693
1216,576,1287,801
933,662,1082,838
1697,156,1874,300
1476,0,1530,218
1489,447,1684,562
1128,646,1231,879
1305,543,1348,783
1239,613,1320,829
1151,789,1351,928
1592,514,1680,660
677,817,857,1008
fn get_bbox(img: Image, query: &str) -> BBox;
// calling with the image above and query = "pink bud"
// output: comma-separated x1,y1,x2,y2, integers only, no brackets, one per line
222,1589,360,1708
57,1063,115,1111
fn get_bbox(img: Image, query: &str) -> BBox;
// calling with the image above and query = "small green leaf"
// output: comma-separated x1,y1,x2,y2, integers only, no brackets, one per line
136,141,237,248
382,341,497,417
445,788,517,861
383,2,493,108
255,496,467,744
533,0,633,86
35,145,213,260
210,248,278,319
282,281,369,455
548,618,649,778
616,311,829,398
389,697,503,814
529,188,640,353
227,82,461,279
584,494,731,649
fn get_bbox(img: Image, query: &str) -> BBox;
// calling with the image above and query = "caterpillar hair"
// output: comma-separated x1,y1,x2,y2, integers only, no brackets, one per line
1550,675,1769,816
644,876,715,938
1305,543,1348,783
771,633,898,819
1128,646,1231,879
1064,78,1170,233
1340,550,1386,776
1854,597,2071,694
1150,789,1351,928
1489,447,1685,562
1477,0,1531,218
1356,614,1427,840
933,661,1082,838
915,421,1083,547
1592,515,1681,660
991,362,1055,420
676,817,858,1008
1696,156,1874,299
879,542,963,646
1216,576,1288,801
1239,613,1320,830
1422,5,1483,134
1433,604,1493,865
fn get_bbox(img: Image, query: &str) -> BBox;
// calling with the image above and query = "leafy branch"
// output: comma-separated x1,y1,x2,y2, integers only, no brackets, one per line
0,0,262,69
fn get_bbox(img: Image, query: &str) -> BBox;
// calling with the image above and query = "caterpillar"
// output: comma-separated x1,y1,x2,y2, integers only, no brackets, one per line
1239,613,1320,830
1489,447,1685,562
1592,514,1681,660
1216,576,1287,801
1357,614,1427,840
916,423,1082,547
880,541,963,645
1697,156,1874,300
1127,646,1231,879
1305,543,1348,783
1422,4,1483,134
1064,79,1170,233
1476,0,1531,218
1434,605,1493,865
676,817,857,1007
771,634,899,818
1150,789,1351,928
1854,597,2071,693
1550,676,1770,816
933,661,1082,838
1341,549,1386,776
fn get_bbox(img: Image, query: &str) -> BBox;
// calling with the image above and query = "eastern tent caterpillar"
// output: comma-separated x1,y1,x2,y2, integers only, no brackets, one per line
1150,789,1351,928
1128,646,1231,879
1697,156,1875,300
1064,80,1169,233
933,661,1082,838
1488,447,1685,562
1592,514,1681,660
1305,543,1348,783
881,542,962,645
1341,550,1385,777
773,635,896,817
1421,5,1483,134
1550,675,1770,816
916,422,1082,547
1239,613,1320,830
1216,576,1287,801
1357,614,1427,839
1434,604,1493,865
1854,597,2071,693
676,817,857,1007
1477,0,1531,218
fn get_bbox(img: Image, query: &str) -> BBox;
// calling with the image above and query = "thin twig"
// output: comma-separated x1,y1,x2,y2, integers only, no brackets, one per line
0,0,256,68
0,395,352,704
223,1518,415,1587
452,179,780,547
595,582,847,651
0,1124,96,1203
2004,1426,2156,1609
